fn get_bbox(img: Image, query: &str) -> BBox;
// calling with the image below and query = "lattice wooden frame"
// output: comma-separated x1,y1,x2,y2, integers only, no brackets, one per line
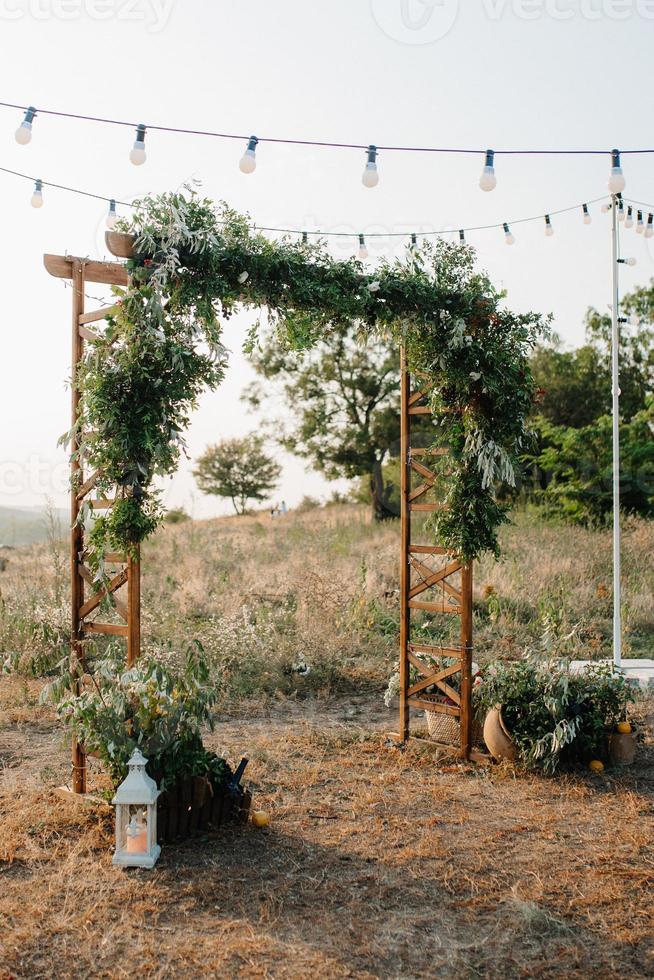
396,349,474,758
44,254,140,794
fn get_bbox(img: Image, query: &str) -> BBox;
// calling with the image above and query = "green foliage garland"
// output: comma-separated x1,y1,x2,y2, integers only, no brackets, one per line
68,188,548,568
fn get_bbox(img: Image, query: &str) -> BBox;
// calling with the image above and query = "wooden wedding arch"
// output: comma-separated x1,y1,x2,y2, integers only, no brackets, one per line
44,232,476,793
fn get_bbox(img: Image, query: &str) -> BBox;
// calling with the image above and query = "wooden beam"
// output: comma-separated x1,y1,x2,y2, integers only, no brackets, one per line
79,305,119,324
127,554,140,667
76,471,100,500
409,697,460,717
398,350,410,743
79,568,127,619
70,259,85,795
84,622,129,637
44,254,128,286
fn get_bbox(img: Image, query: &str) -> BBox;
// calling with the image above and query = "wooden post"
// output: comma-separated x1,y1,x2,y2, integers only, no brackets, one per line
127,553,141,667
70,260,86,794
459,562,473,760
398,347,410,742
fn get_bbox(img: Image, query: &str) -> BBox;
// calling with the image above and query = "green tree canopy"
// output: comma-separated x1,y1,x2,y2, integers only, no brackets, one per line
193,435,281,514
244,323,404,520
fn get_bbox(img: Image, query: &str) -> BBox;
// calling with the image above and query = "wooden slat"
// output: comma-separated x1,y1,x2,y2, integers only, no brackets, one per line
410,447,449,457
408,481,433,503
410,502,447,513
79,568,128,619
83,622,129,637
408,405,433,415
409,643,464,658
409,544,449,555
408,599,461,613
79,325,101,342
104,552,127,563
410,459,436,481
410,555,463,604
88,498,116,510
78,564,127,621
79,305,119,324
408,387,430,407
407,661,461,697
409,558,464,600
408,697,460,717
76,471,100,500
44,254,129,286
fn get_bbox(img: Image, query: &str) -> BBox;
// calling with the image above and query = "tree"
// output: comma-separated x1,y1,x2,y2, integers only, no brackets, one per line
193,436,281,514
244,323,403,521
532,280,654,429
525,402,654,525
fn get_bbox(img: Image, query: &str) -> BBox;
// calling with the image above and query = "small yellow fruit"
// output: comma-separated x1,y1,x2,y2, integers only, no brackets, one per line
589,759,605,773
617,721,632,734
251,810,270,828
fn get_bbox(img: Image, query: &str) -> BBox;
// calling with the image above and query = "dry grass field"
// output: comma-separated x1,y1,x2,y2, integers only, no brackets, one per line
1,505,654,978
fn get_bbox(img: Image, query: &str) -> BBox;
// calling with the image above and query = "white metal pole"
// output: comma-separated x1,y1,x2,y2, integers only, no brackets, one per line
610,194,622,669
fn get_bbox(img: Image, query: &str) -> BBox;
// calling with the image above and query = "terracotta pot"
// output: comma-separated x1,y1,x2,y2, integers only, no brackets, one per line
483,707,517,762
608,732,636,766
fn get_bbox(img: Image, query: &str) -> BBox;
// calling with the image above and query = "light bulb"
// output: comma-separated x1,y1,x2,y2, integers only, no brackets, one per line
129,123,147,165
544,215,554,237
601,202,611,214
31,178,43,208
358,234,368,260
301,231,308,245
239,135,258,174
626,256,637,266
459,229,466,245
646,214,653,239
479,149,496,192
636,210,644,234
409,232,417,251
583,204,591,225
608,148,626,193
625,206,633,229
362,145,379,188
503,222,514,245
106,199,118,229
15,105,36,145
617,199,625,222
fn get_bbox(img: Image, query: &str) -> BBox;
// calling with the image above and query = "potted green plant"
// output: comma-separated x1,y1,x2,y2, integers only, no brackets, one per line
43,643,250,839
473,658,633,772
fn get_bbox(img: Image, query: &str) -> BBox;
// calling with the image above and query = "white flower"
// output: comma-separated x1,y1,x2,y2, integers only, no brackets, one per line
238,271,249,284
469,371,482,381
367,281,381,293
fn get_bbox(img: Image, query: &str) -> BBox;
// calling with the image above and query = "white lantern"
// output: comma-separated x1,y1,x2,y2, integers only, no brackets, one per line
112,748,161,869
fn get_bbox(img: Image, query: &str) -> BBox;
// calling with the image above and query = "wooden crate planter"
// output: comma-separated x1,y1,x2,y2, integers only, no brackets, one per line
157,776,251,844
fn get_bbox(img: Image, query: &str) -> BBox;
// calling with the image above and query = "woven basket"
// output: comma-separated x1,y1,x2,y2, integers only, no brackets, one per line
423,694,483,747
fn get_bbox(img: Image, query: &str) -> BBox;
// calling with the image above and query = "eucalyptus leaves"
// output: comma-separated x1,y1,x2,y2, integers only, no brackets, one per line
69,187,547,568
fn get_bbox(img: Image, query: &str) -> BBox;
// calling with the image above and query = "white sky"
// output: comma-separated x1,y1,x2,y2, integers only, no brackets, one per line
0,0,652,516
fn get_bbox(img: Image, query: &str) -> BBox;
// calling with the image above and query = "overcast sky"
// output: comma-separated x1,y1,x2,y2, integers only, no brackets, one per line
0,0,652,516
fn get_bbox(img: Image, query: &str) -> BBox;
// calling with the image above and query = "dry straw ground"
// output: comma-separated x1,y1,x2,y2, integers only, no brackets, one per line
1,505,654,977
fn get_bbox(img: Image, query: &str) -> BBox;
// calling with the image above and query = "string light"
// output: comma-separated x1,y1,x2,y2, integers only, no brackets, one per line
459,229,466,244
479,149,496,192
582,203,591,225
30,178,43,208
608,149,626,193
362,145,379,188
636,209,644,234
106,199,118,229
15,105,36,145
129,124,146,166
358,234,368,259
625,205,633,229
503,222,515,245
301,231,308,244
617,198,625,221
544,214,554,237
601,202,611,214
409,232,417,251
618,256,637,266
646,214,653,239
239,136,258,174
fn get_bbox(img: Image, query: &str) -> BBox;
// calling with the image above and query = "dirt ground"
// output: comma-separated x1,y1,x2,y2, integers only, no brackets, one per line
1,677,654,979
